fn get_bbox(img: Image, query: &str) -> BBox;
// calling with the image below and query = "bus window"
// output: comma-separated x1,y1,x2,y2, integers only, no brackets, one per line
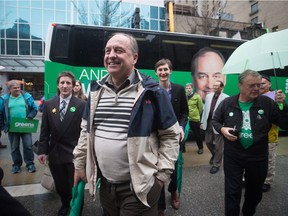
52,28,69,58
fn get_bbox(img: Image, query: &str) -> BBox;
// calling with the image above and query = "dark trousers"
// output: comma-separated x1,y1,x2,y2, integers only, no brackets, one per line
205,120,224,167
158,160,178,210
100,177,161,216
189,121,203,149
49,162,74,207
224,153,268,216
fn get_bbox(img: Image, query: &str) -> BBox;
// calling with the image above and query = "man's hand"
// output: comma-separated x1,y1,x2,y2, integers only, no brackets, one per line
74,169,87,186
179,126,185,142
220,127,238,141
37,154,46,164
275,90,286,104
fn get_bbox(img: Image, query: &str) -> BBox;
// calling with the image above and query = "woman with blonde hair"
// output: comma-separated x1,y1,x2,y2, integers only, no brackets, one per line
73,80,87,101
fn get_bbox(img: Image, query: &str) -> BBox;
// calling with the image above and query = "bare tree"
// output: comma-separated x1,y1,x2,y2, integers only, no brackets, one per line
73,0,131,27
184,0,227,35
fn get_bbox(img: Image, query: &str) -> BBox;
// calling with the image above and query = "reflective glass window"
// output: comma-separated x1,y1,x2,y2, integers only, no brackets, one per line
78,12,88,25
0,28,4,38
140,5,149,19
19,23,30,39
43,25,48,41
19,7,30,23
6,0,17,6
32,9,42,24
160,20,166,31
159,7,165,20
1,39,5,54
89,13,99,25
44,1,54,10
141,19,149,30
19,1,30,7
0,5,4,27
6,24,17,39
32,40,42,55
31,24,42,40
251,2,258,14
31,0,42,8
44,10,54,25
6,39,17,55
78,0,88,11
6,6,17,28
56,11,67,23
150,6,158,19
19,40,30,55
150,20,158,31
56,1,66,11
251,17,258,25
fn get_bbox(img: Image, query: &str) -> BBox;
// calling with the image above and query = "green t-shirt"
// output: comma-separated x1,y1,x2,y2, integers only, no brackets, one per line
239,101,254,149
8,94,26,120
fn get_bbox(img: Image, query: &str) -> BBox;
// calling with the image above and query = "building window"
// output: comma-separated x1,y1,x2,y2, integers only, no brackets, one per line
251,17,258,25
272,26,278,32
251,2,258,15
150,6,158,19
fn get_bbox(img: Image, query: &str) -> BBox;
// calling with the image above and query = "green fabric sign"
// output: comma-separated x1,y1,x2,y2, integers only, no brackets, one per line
9,118,39,133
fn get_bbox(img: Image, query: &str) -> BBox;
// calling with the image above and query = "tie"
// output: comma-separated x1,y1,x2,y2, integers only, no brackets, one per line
60,100,67,122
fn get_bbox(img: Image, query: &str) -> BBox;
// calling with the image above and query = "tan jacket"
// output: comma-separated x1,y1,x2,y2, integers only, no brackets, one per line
73,72,180,206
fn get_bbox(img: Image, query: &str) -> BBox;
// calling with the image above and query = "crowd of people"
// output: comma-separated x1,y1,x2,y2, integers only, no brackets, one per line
0,32,287,216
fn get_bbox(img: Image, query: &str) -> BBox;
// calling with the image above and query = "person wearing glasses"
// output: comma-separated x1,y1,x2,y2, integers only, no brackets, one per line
212,70,288,216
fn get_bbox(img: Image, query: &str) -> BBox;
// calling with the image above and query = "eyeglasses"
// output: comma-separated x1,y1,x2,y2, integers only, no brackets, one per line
246,83,261,89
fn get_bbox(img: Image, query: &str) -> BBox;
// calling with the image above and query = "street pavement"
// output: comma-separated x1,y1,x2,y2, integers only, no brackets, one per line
12,154,288,216
0,111,288,215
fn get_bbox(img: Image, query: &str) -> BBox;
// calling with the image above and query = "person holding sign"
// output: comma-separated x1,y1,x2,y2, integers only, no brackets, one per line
0,80,38,174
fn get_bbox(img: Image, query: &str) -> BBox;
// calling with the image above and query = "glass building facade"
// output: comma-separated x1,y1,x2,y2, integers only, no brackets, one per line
0,0,166,56
0,0,166,98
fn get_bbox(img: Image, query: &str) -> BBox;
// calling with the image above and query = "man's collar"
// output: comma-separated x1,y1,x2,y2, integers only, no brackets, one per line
60,94,72,103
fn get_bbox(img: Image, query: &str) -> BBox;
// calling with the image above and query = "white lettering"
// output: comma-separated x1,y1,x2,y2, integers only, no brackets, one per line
15,122,34,128
82,83,90,96
79,69,89,80
240,133,253,139
78,68,108,96
79,69,108,81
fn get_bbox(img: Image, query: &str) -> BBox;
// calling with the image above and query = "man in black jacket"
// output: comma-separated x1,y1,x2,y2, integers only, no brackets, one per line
212,70,288,216
38,72,85,216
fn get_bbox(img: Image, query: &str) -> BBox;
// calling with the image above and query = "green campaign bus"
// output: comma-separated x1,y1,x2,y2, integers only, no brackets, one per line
45,23,280,100
44,23,246,99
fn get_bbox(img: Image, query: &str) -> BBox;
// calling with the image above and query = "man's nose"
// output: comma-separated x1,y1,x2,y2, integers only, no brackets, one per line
108,50,117,58
207,77,214,89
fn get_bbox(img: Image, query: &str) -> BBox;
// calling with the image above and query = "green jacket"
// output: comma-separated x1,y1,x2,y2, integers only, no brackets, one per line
187,92,203,122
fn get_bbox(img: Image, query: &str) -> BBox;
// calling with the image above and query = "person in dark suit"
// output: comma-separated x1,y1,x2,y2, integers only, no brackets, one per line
37,71,85,216
154,59,188,215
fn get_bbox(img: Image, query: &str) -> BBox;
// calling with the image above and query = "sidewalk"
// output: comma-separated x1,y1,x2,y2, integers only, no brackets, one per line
9,154,288,216
1,123,288,215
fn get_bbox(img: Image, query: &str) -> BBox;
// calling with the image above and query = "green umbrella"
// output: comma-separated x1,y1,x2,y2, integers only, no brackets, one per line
70,180,85,216
177,123,190,193
222,28,288,90
222,28,288,110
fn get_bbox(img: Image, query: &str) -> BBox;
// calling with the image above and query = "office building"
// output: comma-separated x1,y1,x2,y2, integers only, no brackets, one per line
0,0,166,98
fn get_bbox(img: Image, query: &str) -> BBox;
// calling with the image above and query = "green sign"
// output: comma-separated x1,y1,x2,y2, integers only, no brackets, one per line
10,118,39,133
